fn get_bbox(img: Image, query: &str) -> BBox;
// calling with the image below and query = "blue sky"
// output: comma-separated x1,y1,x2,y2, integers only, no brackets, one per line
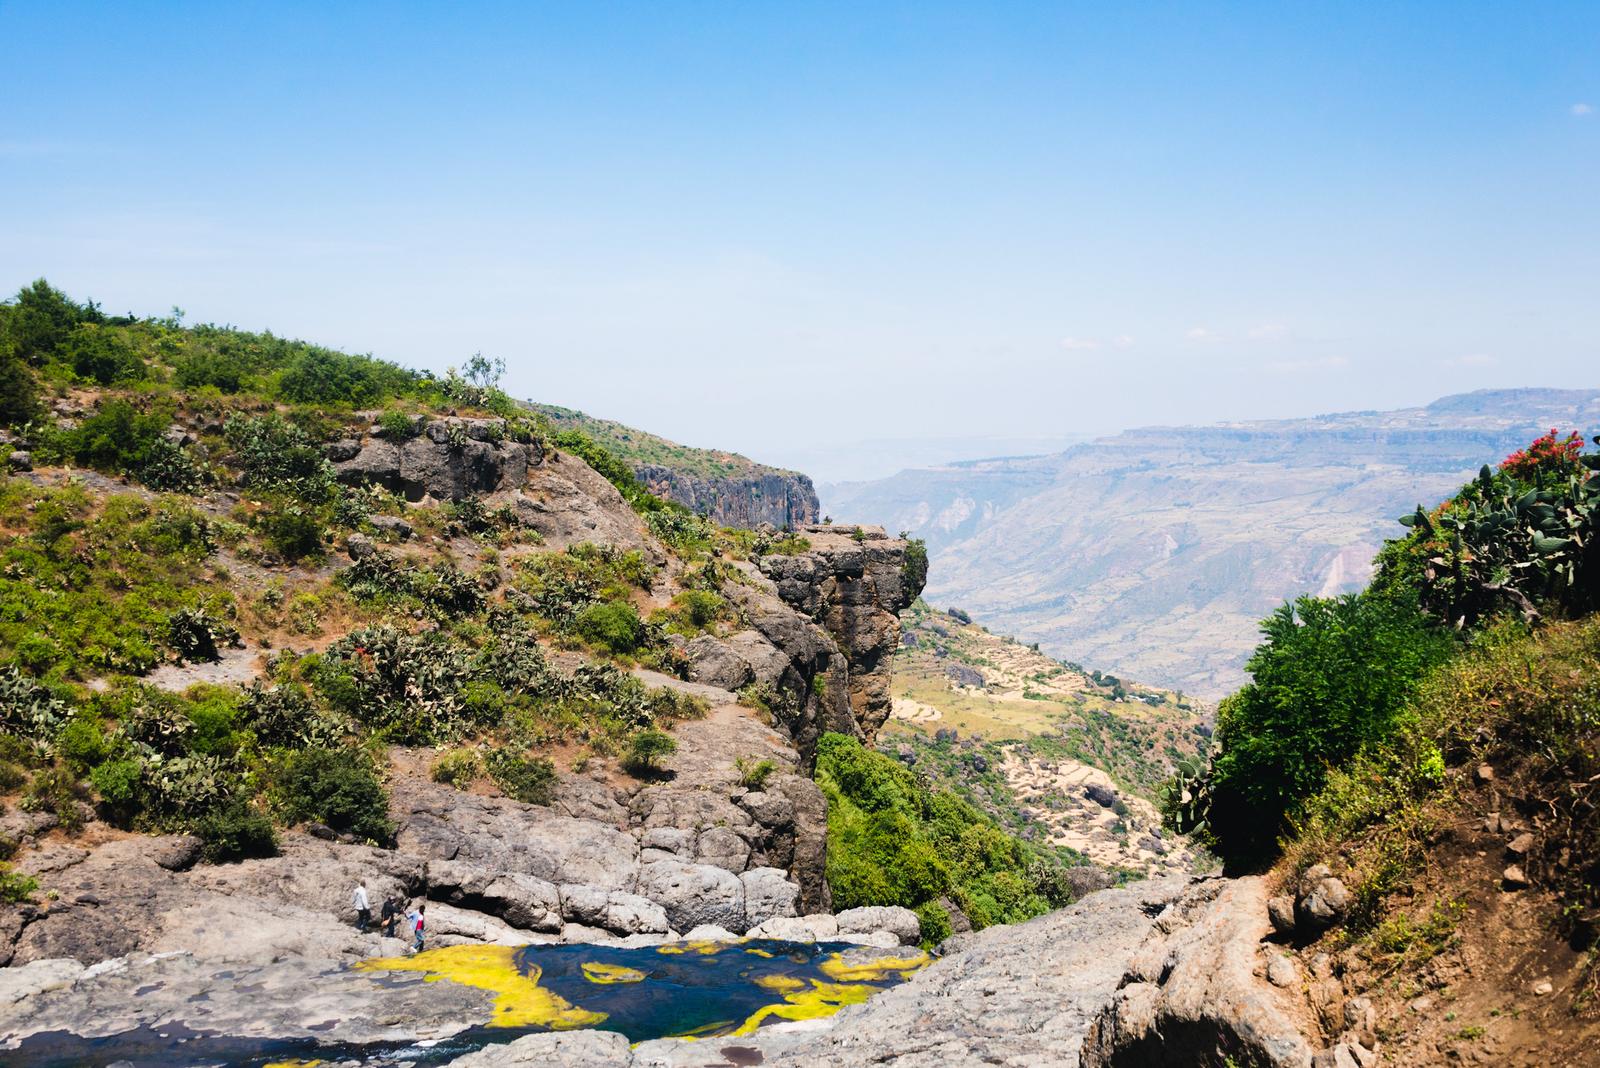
2,2,1597,480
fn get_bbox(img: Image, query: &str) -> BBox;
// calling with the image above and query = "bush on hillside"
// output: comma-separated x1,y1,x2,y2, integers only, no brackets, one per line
1167,592,1452,865
276,346,421,406
224,414,336,502
276,747,393,843
197,800,278,862
816,732,1073,942
575,600,647,654
0,279,100,365
0,351,40,426
484,746,555,804
60,324,144,385
621,728,677,777
44,400,204,491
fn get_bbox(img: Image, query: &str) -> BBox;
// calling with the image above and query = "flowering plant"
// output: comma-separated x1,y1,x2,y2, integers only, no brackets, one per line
1500,428,1585,480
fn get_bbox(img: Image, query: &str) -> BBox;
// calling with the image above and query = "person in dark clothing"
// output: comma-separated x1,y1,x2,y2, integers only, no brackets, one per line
380,896,399,938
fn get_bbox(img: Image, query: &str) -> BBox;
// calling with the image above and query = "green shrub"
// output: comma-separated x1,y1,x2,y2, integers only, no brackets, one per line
276,748,393,843
0,351,40,426
913,901,953,946
484,747,555,804
197,801,278,862
0,668,70,749
377,409,421,440
56,718,110,774
46,400,202,491
90,757,143,814
237,681,345,749
1,279,97,364
661,589,728,634
735,756,777,790
60,323,144,384
225,415,336,502
276,346,420,406
622,728,678,776
166,606,239,662
22,766,86,830
575,600,646,654
0,864,38,903
815,733,1063,935
902,536,929,595
431,748,482,787
258,504,326,561
0,760,25,791
1185,591,1454,865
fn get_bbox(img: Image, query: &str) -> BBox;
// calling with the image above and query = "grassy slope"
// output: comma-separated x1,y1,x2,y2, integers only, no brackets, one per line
527,402,808,482
886,600,1209,798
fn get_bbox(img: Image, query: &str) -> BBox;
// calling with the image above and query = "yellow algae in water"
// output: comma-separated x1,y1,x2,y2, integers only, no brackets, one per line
357,945,606,1030
753,973,807,993
581,961,647,984
744,946,776,958
818,950,931,983
657,939,730,956
263,1061,323,1068
730,979,880,1036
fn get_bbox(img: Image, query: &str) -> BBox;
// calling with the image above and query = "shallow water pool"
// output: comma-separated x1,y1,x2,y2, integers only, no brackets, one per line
6,938,930,1067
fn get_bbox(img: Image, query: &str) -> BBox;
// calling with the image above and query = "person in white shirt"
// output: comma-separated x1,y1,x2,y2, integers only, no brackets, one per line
352,880,371,933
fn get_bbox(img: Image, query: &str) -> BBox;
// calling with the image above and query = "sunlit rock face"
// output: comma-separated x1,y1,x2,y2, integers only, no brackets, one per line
2,939,929,1068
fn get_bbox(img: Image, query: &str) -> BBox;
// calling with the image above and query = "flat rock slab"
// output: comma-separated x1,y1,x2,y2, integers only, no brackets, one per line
446,877,1193,1068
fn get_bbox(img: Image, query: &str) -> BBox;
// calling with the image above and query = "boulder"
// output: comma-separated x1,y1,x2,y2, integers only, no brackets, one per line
739,867,800,928
635,860,746,934
1295,865,1350,931
1084,783,1118,808
680,635,755,691
1267,894,1297,936
6,450,32,472
835,905,921,947
369,514,414,540
745,913,839,942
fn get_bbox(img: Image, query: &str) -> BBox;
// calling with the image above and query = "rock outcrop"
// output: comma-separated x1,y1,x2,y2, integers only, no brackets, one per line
331,417,544,502
758,524,923,743
635,464,819,530
1080,877,1317,1068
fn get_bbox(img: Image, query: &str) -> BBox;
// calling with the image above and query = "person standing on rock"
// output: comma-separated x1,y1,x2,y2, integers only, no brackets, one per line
352,880,371,933
380,895,399,938
407,902,426,953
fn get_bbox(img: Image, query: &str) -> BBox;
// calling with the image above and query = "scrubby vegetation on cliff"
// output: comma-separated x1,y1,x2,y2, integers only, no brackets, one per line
0,280,859,892
816,732,1079,945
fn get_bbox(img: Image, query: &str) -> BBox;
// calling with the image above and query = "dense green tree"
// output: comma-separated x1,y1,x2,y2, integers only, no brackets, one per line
1201,591,1454,863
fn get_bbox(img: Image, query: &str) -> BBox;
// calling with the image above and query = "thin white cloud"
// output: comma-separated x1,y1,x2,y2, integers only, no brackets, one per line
1437,352,1498,368
1186,326,1221,342
1265,355,1349,374
1246,322,1290,342
1059,336,1101,351
1573,103,1594,116
1111,334,1134,350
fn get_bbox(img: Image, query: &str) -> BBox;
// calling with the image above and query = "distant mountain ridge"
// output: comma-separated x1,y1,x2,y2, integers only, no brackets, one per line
822,389,1600,698
528,402,819,529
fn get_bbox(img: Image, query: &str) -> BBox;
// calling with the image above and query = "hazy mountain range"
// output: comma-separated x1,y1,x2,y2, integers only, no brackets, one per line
821,389,1600,698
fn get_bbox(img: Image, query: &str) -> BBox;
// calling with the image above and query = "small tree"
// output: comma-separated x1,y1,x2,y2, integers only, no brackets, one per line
623,728,677,777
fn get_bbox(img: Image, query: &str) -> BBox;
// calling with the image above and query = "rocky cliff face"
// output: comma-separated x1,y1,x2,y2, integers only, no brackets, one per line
636,464,819,530
758,525,922,743
672,524,925,763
